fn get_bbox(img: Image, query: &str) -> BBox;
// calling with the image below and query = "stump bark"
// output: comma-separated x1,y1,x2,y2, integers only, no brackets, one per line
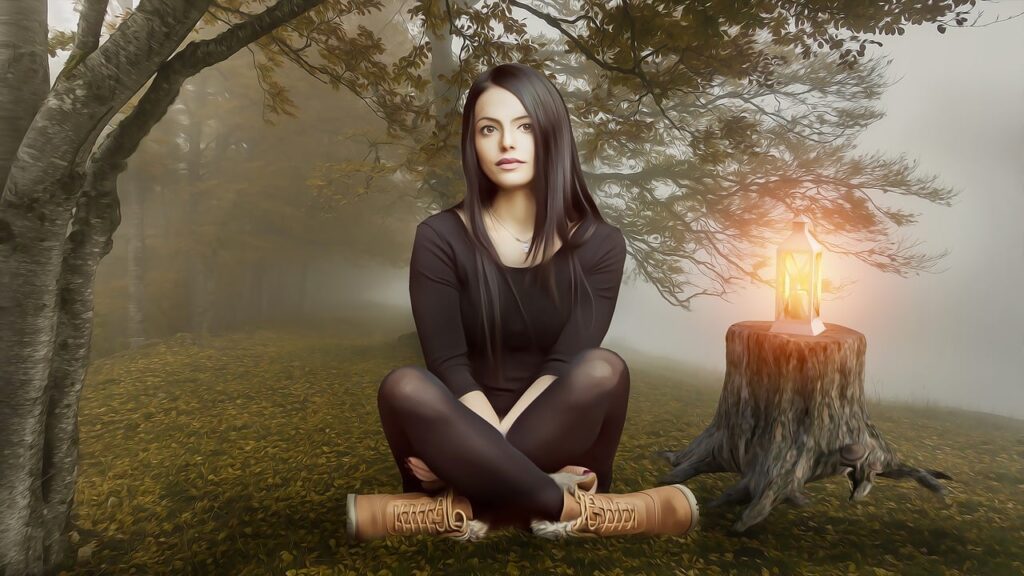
655,321,951,532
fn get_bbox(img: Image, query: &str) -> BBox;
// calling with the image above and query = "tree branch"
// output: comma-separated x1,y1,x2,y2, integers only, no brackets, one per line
74,0,109,54
91,0,329,170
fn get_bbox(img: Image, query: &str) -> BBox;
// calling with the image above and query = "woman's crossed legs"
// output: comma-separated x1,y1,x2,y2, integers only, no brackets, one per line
377,348,630,525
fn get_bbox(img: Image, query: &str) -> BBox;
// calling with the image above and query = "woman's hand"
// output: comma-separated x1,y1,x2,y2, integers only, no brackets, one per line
405,455,438,481
457,391,503,432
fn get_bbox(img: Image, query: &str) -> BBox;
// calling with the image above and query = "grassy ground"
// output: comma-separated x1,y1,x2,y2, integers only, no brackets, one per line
69,325,1024,575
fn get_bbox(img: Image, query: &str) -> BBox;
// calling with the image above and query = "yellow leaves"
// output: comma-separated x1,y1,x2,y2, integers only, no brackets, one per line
72,330,1024,574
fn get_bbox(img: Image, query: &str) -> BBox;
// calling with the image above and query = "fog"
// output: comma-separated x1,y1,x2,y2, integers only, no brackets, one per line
47,3,1024,419
350,18,1024,419
620,19,1024,419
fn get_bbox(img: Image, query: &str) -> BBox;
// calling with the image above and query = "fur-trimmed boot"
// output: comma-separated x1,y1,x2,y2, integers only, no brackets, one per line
548,465,598,495
530,482,699,539
346,487,489,542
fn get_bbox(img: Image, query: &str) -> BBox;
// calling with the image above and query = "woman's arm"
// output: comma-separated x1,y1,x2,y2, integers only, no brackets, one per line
536,227,627,380
458,390,504,433
496,374,558,436
410,223,486,398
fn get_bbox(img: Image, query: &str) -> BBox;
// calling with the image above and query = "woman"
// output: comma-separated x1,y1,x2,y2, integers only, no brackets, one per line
347,64,698,542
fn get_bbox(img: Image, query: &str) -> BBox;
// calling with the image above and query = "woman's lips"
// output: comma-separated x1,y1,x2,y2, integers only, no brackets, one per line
497,160,524,170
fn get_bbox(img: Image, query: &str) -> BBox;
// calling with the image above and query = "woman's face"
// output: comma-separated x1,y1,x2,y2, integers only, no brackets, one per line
473,86,535,191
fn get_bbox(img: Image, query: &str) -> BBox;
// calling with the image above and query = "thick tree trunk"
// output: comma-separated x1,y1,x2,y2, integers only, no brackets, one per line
1,2,210,572
0,198,73,575
0,4,52,572
656,321,951,533
39,167,121,572
0,0,49,189
3,1,334,572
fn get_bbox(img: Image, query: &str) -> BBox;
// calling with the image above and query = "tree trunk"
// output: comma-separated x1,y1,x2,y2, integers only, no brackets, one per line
0,0,49,190
125,169,147,349
423,0,483,208
39,167,121,573
655,321,951,533
0,4,50,568
2,0,332,571
257,261,268,323
184,75,214,341
1,1,209,572
298,260,309,318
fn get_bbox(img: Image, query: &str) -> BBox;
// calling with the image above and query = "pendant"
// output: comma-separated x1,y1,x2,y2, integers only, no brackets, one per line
521,242,530,253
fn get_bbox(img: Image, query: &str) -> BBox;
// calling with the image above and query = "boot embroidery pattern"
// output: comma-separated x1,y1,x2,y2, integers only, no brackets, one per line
348,487,489,541
530,483,698,539
392,488,469,538
573,489,638,533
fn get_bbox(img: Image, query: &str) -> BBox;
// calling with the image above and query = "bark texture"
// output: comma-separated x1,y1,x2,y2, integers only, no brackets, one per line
655,321,951,532
0,0,49,189
1,3,211,572
1,0,328,572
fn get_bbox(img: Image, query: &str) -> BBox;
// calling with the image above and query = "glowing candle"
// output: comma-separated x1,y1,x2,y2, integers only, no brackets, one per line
788,289,809,320
771,216,826,336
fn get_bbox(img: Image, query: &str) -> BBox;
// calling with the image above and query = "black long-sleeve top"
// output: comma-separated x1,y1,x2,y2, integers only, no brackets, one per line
409,207,627,418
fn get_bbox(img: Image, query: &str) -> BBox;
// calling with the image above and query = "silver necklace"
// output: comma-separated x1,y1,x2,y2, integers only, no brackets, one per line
488,207,531,253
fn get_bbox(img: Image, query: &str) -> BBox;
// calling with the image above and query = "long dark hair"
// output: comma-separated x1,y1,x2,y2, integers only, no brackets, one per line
455,63,607,388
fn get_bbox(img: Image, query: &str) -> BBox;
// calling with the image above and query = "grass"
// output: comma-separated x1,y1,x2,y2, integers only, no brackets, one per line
69,324,1024,575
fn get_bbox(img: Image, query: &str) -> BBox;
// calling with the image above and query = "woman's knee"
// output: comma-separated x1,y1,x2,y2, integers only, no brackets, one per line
573,347,630,396
378,366,443,411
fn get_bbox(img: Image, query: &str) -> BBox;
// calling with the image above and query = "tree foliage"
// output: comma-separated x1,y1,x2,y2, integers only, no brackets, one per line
38,3,992,311
231,0,974,306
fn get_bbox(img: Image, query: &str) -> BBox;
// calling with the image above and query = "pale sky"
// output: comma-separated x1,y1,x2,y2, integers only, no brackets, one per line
47,2,1024,418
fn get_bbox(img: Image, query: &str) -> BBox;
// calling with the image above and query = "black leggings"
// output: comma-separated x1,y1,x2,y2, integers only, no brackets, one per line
377,347,630,524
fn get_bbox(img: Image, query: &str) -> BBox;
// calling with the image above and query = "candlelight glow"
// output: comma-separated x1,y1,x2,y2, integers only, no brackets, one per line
771,216,826,336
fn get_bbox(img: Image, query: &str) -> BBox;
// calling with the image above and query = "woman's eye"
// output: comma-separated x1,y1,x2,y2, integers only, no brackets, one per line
479,124,531,135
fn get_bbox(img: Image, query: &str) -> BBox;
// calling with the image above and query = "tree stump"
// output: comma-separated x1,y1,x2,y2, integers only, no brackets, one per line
655,321,951,532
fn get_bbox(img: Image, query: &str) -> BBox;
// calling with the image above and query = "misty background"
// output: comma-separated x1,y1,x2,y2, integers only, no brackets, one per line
47,2,1024,419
